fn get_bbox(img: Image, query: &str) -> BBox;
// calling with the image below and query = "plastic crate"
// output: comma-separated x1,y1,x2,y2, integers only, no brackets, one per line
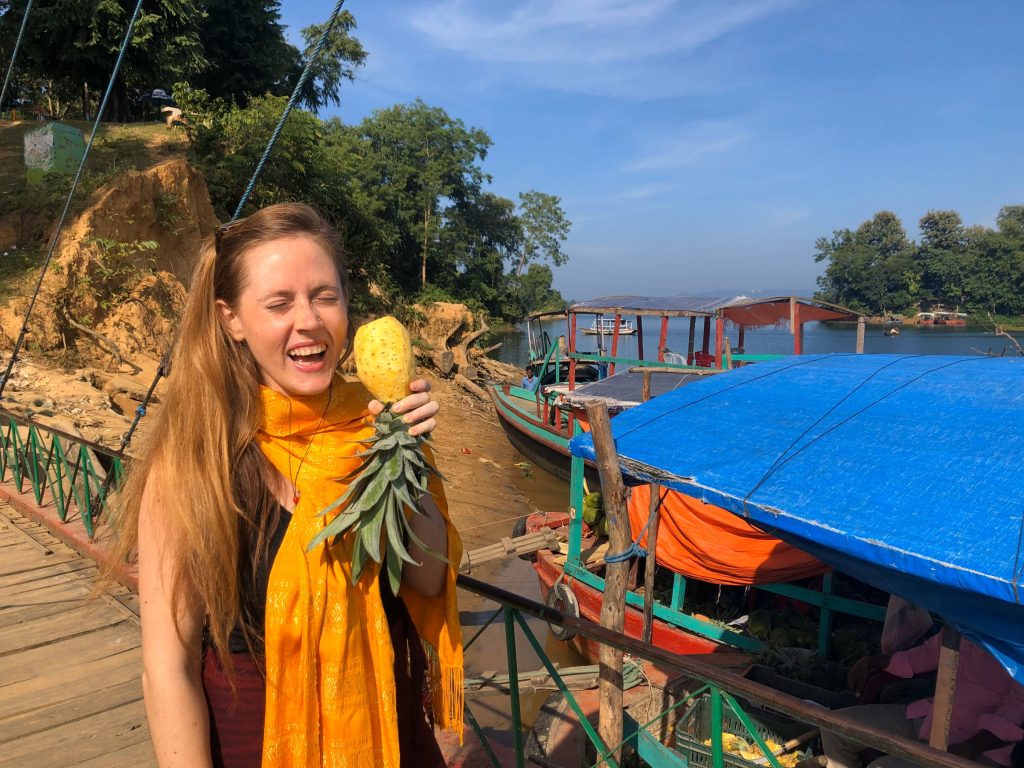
674,693,810,768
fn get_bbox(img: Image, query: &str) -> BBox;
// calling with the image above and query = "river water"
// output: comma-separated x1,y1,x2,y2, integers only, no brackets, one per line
490,321,1017,368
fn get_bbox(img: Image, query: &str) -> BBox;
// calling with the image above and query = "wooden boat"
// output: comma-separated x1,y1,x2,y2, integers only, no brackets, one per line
582,317,637,335
930,309,967,326
524,353,1024,767
490,296,862,483
915,312,935,325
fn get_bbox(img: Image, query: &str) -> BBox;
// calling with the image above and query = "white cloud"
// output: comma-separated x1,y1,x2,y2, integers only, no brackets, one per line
623,120,749,171
619,181,677,199
408,0,804,97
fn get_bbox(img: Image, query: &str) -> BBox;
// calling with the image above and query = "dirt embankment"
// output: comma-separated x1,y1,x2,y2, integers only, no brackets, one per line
0,157,216,363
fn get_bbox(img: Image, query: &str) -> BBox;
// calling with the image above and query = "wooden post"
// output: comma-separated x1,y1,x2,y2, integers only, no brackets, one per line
724,337,733,370
929,625,961,751
585,402,628,766
640,382,659,644
658,316,669,362
610,314,621,376
636,315,644,360
641,371,652,403
793,301,803,355
687,317,697,363
569,313,578,391
715,318,725,369
642,484,660,644
856,317,866,353
702,317,711,355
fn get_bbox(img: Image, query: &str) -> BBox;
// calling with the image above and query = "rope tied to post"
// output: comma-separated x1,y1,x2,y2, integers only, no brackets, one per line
603,486,669,564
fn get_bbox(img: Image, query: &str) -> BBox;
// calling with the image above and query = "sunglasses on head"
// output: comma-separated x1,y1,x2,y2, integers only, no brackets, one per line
214,222,237,254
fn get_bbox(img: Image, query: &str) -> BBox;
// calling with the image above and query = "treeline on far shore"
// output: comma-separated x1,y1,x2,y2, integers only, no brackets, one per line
814,206,1024,322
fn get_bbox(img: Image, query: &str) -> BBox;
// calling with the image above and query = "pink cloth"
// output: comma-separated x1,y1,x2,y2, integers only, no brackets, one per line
884,633,1024,765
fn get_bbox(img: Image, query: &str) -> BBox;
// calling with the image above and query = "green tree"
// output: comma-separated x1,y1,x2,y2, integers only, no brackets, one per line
514,191,570,276
917,210,969,308
815,211,918,314
190,0,293,106
1,0,207,120
355,100,492,292
192,2,366,113
294,13,367,113
512,264,566,316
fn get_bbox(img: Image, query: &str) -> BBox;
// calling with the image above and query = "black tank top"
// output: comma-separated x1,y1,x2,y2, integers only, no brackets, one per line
229,507,292,655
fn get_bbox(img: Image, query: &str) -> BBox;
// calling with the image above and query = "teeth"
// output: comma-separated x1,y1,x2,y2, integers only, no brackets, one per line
290,344,326,358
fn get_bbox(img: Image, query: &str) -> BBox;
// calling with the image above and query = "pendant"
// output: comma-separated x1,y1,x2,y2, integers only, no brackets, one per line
293,491,301,504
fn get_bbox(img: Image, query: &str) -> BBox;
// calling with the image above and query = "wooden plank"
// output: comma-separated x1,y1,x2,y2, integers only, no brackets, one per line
0,550,80,575
0,500,154,767
0,565,97,599
0,646,141,718
0,595,92,627
0,558,97,589
0,698,151,768
0,620,139,683
0,673,144,743
0,602,127,655
928,624,961,750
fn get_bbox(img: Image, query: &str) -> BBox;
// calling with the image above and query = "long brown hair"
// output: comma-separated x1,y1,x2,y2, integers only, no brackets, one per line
114,203,353,669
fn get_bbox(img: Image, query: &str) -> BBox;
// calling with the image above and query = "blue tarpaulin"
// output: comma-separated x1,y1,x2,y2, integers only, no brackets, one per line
569,354,1024,682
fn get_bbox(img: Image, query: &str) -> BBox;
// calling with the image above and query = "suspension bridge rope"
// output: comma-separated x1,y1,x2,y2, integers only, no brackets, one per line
230,0,347,221
0,0,146,401
0,0,34,115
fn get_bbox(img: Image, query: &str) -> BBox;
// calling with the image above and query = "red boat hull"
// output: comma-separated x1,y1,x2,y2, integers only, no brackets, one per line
527,514,747,663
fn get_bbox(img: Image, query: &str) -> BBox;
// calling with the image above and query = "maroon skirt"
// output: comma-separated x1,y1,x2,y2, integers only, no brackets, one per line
202,606,446,767
202,649,265,768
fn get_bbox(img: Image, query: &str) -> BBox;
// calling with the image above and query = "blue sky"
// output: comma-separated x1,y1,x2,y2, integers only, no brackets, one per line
278,1,1024,300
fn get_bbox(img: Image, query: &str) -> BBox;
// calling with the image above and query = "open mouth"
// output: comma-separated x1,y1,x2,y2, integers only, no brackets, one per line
288,343,327,365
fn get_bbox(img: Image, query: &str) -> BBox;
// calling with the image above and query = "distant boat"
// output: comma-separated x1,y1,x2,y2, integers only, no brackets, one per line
582,317,637,336
934,311,967,326
916,312,935,325
490,295,862,482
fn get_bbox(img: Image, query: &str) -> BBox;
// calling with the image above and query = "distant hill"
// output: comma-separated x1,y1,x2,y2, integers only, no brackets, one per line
699,286,819,299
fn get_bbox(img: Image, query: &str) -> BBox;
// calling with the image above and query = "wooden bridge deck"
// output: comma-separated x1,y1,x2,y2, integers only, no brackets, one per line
0,500,155,767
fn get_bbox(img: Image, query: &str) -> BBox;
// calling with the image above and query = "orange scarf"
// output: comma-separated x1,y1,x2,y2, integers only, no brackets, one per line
257,377,463,768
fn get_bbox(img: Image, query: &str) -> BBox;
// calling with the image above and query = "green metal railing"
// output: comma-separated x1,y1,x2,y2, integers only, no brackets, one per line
456,574,975,768
0,409,124,536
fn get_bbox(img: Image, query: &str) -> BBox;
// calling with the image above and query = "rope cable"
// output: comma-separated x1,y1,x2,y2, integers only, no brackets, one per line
229,0,347,221
604,486,670,564
0,0,33,114
740,355,984,513
116,0,349,452
0,0,147,400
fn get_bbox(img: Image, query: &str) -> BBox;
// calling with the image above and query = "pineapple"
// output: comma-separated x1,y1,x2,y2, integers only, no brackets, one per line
307,316,446,594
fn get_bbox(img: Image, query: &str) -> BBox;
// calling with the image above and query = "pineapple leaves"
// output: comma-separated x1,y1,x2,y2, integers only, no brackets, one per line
306,406,449,586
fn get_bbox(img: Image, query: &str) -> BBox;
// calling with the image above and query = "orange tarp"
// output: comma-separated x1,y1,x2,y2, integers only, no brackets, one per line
628,484,828,586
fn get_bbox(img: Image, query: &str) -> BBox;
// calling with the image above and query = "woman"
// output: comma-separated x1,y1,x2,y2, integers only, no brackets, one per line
114,203,462,768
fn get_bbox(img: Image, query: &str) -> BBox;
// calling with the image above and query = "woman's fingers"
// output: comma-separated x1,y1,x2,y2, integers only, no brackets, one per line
378,379,439,436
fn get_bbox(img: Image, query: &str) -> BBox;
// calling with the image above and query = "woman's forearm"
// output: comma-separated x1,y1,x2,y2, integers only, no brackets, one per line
403,495,448,597
142,662,213,768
